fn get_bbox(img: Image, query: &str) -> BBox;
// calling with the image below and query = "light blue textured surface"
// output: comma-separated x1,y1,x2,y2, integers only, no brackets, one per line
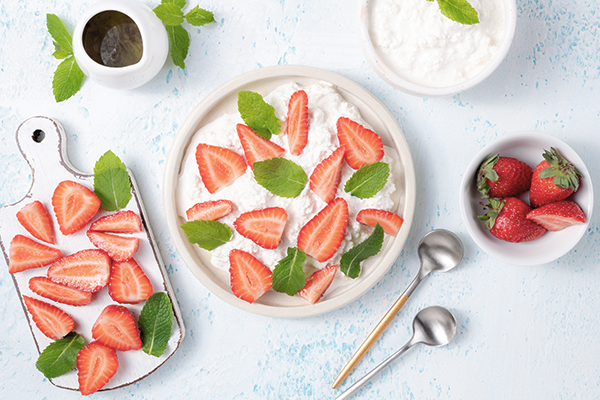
1,0,599,399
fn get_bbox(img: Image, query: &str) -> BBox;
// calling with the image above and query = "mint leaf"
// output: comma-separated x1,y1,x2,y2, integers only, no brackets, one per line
139,292,174,357
46,14,73,54
344,162,389,199
238,91,281,139
340,223,384,279
166,24,190,69
162,0,186,8
181,220,232,250
272,247,306,296
52,56,84,103
94,150,132,211
36,332,85,379
153,3,185,26
185,6,215,26
253,158,307,198
52,42,71,59
437,0,479,25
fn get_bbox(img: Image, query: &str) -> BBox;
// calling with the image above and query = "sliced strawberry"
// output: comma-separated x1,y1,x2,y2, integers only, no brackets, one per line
186,199,234,221
526,200,586,231
52,180,101,235
16,200,55,244
357,208,404,236
236,124,285,168
195,143,247,194
309,147,345,204
8,234,62,274
229,249,272,303
22,295,74,340
336,117,384,169
92,304,142,351
77,341,119,396
234,207,288,249
297,197,348,262
109,258,153,304
299,264,338,304
286,90,309,156
89,210,142,233
29,276,92,306
87,231,139,262
47,249,111,293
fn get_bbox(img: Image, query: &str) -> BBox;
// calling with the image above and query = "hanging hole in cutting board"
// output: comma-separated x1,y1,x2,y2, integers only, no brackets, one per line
32,129,45,143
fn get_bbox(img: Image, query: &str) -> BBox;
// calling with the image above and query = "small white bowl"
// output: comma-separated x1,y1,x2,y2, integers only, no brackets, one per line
459,131,594,266
358,0,517,97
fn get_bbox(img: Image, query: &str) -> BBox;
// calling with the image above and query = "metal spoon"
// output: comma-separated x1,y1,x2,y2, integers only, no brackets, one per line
332,229,463,389
334,306,457,400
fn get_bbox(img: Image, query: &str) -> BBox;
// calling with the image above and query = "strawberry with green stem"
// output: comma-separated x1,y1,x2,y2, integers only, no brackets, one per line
477,154,533,199
529,148,582,208
478,197,546,243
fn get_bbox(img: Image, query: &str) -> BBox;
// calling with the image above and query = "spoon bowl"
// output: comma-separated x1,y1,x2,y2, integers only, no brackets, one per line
418,229,464,276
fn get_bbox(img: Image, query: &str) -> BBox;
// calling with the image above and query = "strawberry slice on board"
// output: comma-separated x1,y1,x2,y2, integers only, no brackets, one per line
336,117,384,170
237,124,285,169
357,208,404,236
16,200,55,244
52,180,101,235
29,276,93,307
234,207,288,249
526,200,586,231
195,143,247,194
87,231,140,262
77,341,119,396
89,210,142,233
8,234,62,274
22,295,74,340
229,249,273,303
109,258,153,304
309,147,345,204
299,264,338,304
92,304,142,351
186,199,234,221
297,197,349,263
285,90,309,156
47,249,111,293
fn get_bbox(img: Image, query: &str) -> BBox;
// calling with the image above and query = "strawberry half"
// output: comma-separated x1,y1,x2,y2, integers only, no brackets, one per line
47,249,111,293
286,90,309,156
29,276,92,307
526,200,586,231
8,234,62,274
87,231,139,262
195,143,247,194
529,147,581,208
297,197,348,262
109,258,153,304
357,208,404,236
22,295,74,340
229,249,272,303
186,199,234,221
309,147,345,204
299,264,338,304
234,207,288,249
16,200,55,244
479,197,546,243
336,117,384,170
52,180,101,235
92,304,142,351
237,124,285,168
89,210,142,233
77,341,119,396
477,154,533,199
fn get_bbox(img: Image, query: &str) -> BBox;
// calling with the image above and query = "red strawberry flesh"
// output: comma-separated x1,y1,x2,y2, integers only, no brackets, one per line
47,249,111,293
297,197,348,262
195,143,247,194
89,210,142,233
16,200,55,244
299,264,337,304
92,304,142,351
336,117,384,170
87,231,140,262
186,199,234,221
526,200,586,231
23,295,74,340
29,276,93,306
309,147,345,204
237,123,285,169
77,341,119,396
234,207,288,249
109,258,153,304
8,234,62,274
286,90,309,156
357,208,404,236
52,180,101,235
229,249,272,303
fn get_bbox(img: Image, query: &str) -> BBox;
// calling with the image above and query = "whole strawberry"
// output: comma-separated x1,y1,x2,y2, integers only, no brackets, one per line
477,154,533,199
478,197,546,243
529,148,581,208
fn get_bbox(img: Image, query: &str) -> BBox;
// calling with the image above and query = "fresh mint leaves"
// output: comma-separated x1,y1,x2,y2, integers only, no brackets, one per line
427,0,479,25
253,158,308,198
272,247,307,296
36,332,85,379
180,220,232,250
94,150,132,211
138,292,174,357
344,162,389,199
238,91,281,139
340,223,384,279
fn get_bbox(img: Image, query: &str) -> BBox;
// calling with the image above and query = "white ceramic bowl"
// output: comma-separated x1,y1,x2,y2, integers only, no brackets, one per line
459,131,594,266
358,0,517,97
163,65,416,318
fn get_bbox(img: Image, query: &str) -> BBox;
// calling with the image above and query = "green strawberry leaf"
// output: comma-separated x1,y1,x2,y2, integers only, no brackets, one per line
166,24,190,69
253,158,308,198
272,247,307,296
46,14,73,55
344,162,389,199
153,3,185,26
181,220,232,250
185,6,215,26
52,56,85,103
340,223,384,279
139,293,174,357
94,150,132,211
238,91,281,139
36,332,85,379
437,0,479,25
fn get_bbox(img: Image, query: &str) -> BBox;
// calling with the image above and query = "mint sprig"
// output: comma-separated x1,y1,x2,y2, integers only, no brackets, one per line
181,220,232,250
36,332,85,379
344,162,389,199
94,150,132,211
340,223,384,279
238,91,282,139
138,292,174,357
272,247,307,296
427,0,479,25
253,158,308,198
